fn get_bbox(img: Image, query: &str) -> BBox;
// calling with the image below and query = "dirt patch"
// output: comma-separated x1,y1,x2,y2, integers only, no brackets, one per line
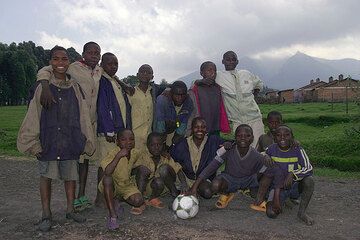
0,157,359,240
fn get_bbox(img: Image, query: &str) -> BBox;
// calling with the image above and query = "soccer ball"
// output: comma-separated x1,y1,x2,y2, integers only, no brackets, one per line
172,194,199,220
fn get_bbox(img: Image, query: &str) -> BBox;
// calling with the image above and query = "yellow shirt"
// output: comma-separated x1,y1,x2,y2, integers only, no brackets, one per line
129,85,153,147
100,148,141,188
187,136,207,173
134,149,182,178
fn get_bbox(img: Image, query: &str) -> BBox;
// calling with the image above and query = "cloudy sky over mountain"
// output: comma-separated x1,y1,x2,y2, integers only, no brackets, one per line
1,0,360,82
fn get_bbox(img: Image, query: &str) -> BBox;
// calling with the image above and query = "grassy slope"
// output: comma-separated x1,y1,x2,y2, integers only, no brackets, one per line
1,103,360,177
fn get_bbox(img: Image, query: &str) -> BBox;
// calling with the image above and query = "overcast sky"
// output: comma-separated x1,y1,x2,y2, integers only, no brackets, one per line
1,0,360,82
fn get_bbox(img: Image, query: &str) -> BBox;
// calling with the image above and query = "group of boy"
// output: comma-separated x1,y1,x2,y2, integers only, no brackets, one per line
17,42,314,232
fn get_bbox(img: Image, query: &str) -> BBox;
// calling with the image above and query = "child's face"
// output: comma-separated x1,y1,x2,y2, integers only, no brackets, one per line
192,119,207,141
222,52,238,71
235,127,253,148
200,63,217,81
101,55,118,77
171,87,187,107
268,115,282,134
82,44,101,69
116,130,135,151
147,136,163,157
275,127,293,150
137,65,154,83
50,50,70,75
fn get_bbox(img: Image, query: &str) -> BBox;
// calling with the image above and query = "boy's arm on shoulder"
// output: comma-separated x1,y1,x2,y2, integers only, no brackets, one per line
37,65,53,81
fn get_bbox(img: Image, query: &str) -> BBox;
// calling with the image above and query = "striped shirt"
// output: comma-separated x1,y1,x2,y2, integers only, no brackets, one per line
266,143,313,181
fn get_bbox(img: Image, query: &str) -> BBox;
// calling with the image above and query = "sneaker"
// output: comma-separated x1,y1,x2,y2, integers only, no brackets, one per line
36,218,51,232
66,212,86,223
106,217,120,230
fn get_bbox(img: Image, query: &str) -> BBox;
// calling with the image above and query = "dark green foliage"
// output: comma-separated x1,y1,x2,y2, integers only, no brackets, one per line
0,41,81,105
122,75,139,87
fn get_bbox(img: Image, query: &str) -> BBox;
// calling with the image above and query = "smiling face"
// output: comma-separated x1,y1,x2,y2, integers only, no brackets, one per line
192,118,207,141
116,130,135,151
222,51,238,71
275,126,294,151
235,126,254,149
50,50,70,78
82,43,101,69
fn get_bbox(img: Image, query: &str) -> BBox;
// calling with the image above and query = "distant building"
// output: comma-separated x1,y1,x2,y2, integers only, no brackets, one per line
278,89,294,103
315,75,359,102
294,78,327,103
264,90,278,103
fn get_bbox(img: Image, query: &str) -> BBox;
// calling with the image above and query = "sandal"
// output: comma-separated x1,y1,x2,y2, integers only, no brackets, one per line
250,201,266,212
215,193,235,209
106,217,120,230
145,198,165,209
130,204,146,215
74,196,92,212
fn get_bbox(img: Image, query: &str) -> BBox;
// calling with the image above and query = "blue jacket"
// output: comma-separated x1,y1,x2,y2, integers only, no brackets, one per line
97,75,132,135
155,95,193,135
169,135,224,180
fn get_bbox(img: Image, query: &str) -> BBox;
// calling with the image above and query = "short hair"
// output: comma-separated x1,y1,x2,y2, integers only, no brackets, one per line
146,132,163,146
235,124,253,136
276,124,293,137
138,64,153,72
50,46,68,59
170,80,187,92
191,117,206,129
267,111,283,121
116,128,133,141
223,51,237,60
83,41,100,53
101,52,116,63
200,61,216,72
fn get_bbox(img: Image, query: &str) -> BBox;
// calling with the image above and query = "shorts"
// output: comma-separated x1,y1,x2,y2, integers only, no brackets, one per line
218,173,259,193
98,177,140,200
39,160,79,181
267,182,300,204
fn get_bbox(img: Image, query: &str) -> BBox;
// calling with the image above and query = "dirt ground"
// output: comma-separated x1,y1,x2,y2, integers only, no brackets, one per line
0,157,359,240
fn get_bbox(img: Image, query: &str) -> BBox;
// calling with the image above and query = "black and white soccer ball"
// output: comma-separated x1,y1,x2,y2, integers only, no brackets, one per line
172,194,199,219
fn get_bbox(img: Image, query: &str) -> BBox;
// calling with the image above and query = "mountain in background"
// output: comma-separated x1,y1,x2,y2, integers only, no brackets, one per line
176,52,360,90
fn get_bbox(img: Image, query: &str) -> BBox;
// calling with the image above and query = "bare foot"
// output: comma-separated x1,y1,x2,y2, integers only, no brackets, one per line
298,212,314,226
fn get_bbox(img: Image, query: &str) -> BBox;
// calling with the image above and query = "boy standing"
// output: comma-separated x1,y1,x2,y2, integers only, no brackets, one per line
188,61,230,136
155,81,193,146
95,52,132,206
128,64,164,148
17,46,94,231
37,42,102,210
215,51,264,147
133,132,188,208
188,124,272,208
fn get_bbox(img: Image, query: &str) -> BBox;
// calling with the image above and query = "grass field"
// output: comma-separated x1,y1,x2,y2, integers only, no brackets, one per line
1,102,360,176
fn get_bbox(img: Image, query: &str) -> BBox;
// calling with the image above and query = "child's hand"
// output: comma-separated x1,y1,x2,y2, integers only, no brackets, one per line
161,151,171,159
284,173,294,189
40,81,56,109
221,141,234,150
263,155,274,167
184,185,197,197
105,135,115,143
116,148,129,159
180,182,189,194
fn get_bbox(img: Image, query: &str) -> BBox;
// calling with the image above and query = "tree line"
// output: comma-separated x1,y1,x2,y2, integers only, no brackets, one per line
0,41,170,106
0,41,82,105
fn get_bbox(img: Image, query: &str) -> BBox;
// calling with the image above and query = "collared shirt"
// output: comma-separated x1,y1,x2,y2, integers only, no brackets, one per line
133,149,182,179
187,136,208,173
216,69,263,123
100,148,141,187
129,85,153,146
